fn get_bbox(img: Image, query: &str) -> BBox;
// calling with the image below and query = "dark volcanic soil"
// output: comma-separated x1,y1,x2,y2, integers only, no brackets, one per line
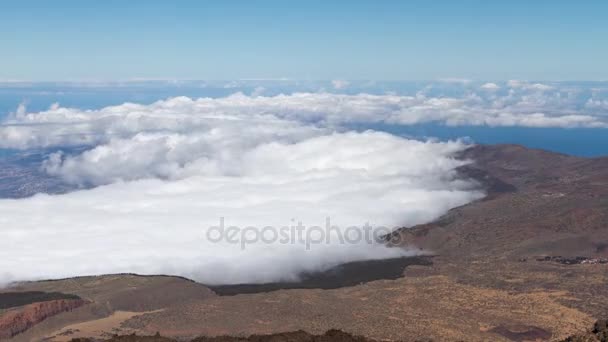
0,292,81,310
208,256,432,295
70,329,375,342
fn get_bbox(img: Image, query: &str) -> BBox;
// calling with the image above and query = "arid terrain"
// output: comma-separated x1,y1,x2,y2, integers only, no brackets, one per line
1,144,607,342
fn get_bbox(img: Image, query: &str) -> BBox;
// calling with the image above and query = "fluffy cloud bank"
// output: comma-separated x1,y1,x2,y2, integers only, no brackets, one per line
1,84,606,284
0,131,481,284
1,87,607,151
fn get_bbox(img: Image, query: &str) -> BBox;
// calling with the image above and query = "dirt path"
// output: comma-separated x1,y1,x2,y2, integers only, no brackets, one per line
47,310,163,341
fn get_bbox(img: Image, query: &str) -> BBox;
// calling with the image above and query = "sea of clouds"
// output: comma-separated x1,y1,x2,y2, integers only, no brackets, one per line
2,80,606,285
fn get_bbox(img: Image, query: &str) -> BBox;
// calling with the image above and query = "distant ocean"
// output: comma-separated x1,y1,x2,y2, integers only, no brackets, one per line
352,123,608,158
1,81,607,158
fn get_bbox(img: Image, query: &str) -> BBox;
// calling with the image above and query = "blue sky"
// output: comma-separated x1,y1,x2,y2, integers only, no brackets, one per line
1,0,607,81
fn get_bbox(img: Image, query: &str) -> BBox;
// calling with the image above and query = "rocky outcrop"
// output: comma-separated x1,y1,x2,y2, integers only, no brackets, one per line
0,299,87,339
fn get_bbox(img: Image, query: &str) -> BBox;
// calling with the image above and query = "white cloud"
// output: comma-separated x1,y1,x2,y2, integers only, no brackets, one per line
1,91,606,152
480,82,500,90
586,98,608,111
0,131,481,284
251,86,266,97
1,86,606,284
331,80,350,89
507,80,554,91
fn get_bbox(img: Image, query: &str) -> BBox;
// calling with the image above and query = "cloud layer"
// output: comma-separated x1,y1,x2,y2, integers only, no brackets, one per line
0,131,481,284
6,80,602,284
1,81,607,153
